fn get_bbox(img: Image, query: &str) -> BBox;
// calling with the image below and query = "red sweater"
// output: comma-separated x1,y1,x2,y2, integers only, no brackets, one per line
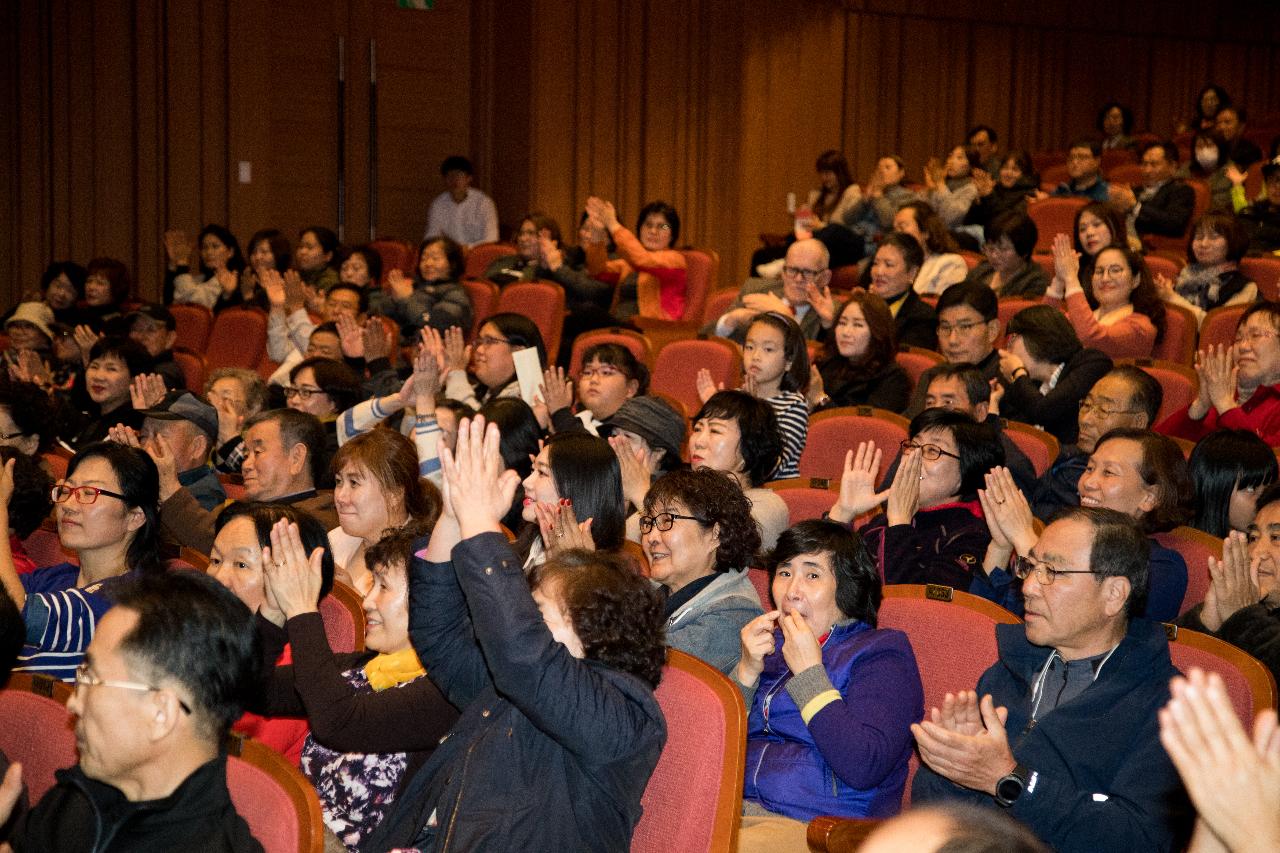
1157,382,1280,446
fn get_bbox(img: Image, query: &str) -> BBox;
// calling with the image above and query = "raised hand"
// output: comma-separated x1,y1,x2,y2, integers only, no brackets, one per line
0,458,14,510
144,431,182,501
163,229,191,268
1194,343,1238,416
261,518,326,620
695,367,723,404
442,326,471,374
806,281,836,328
735,610,781,687
538,234,563,271
362,318,392,362
885,445,922,527
336,313,365,358
535,500,596,557
73,325,102,365
537,366,574,416
1201,531,1258,631
806,365,826,409
412,337,442,405
996,348,1026,383
215,267,238,296
830,442,889,523
779,610,824,675
129,373,168,410
439,415,521,538
972,169,995,197
609,434,654,511
262,269,286,309
1051,232,1081,288
912,692,1015,795
979,467,1038,556
302,284,325,317
282,269,306,314
385,268,414,300
212,394,244,445
742,291,791,315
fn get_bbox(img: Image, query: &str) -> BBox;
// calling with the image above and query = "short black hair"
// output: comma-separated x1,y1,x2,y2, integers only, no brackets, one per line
290,356,363,414
926,363,990,410
483,313,548,372
1068,137,1102,158
909,408,1004,498
0,380,58,453
877,231,925,272
1141,139,1180,165
88,336,151,380
1048,505,1150,617
213,501,335,602
967,125,997,145
327,282,370,314
40,261,87,297
1190,429,1278,538
440,155,474,176
581,342,650,396
769,520,880,627
1253,482,1280,518
636,201,681,246
0,447,52,539
1097,102,1135,137
418,236,465,281
936,280,998,323
113,570,262,741
692,390,782,487
244,409,329,489
985,212,1039,260
1104,366,1163,426
300,226,339,257
645,468,762,573
1006,305,1083,365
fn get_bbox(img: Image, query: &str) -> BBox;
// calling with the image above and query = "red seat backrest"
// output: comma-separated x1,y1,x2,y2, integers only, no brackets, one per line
764,480,838,527
0,674,76,803
495,281,566,361
23,522,77,568
1002,420,1060,478
461,279,500,338
894,347,944,395
1027,198,1086,251
633,650,745,853
207,308,268,371
701,289,738,331
1120,358,1199,424
1151,302,1197,365
830,265,861,292
1240,256,1280,302
799,407,909,483
746,567,773,610
172,347,207,392
569,327,654,377
678,248,718,325
1037,163,1069,192
318,582,366,653
1199,304,1248,352
463,242,516,280
651,337,741,418
1153,527,1221,616
368,237,416,278
226,733,325,853
169,303,214,352
1167,626,1276,724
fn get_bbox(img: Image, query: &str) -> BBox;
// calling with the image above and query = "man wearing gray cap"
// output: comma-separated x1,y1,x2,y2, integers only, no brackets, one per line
138,391,226,510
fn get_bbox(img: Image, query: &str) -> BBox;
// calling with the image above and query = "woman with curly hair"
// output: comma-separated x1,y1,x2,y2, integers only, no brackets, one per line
364,415,667,852
1045,233,1165,360
641,467,764,673
736,521,923,848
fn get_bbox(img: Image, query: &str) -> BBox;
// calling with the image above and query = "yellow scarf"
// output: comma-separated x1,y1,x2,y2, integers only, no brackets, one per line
363,648,426,691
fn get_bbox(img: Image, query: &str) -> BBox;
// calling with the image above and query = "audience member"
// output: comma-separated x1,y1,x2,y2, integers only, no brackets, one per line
711,239,835,343
1111,141,1196,241
586,196,689,321
4,571,263,850
254,524,459,849
868,231,938,350
964,212,1048,297
1,442,164,680
0,380,57,457
912,506,1190,853
339,244,383,290
1159,302,1280,445
157,408,336,553
422,155,499,248
1098,101,1136,152
543,341,647,434
998,305,1114,444
265,271,369,384
167,224,247,311
66,337,153,448
483,212,561,284
859,803,1050,853
294,226,341,292
1188,429,1277,539
906,281,1001,416
79,257,132,332
232,228,291,311
1072,200,1132,283
896,201,967,296
735,521,922,850
1187,84,1231,134
809,289,911,413
133,391,225,511
835,155,918,260
1236,156,1280,254
642,468,763,673
34,260,86,327
368,236,472,343
831,409,1002,588
964,151,1039,233
967,125,1002,174
1176,487,1280,686
364,416,666,851
205,367,269,474
922,145,979,229
1214,105,1263,171
0,448,52,576
208,501,333,765
442,312,547,409
125,304,184,390
1052,139,1110,202
1045,234,1164,360
1155,212,1255,327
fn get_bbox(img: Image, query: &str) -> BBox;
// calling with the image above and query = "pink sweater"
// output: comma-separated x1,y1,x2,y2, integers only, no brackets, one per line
1046,291,1156,360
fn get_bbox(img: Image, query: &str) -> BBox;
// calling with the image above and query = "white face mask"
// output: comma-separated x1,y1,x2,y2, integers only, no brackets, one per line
1196,148,1219,170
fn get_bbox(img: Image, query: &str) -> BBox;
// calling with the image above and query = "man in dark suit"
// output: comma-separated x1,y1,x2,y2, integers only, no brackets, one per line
1110,140,1195,240
707,238,834,343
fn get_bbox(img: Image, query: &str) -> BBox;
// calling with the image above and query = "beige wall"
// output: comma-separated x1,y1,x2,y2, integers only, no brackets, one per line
4,0,1280,306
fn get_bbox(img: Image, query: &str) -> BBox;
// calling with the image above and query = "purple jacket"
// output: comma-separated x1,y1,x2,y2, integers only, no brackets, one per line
743,620,923,820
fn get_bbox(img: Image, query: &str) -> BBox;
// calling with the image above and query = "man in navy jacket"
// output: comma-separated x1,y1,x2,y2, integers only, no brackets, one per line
911,507,1191,853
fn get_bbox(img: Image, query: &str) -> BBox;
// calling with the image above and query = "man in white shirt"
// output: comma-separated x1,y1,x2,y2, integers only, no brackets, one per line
423,155,499,248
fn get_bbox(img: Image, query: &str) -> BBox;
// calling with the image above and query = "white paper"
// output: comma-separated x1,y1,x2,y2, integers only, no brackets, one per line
513,346,544,407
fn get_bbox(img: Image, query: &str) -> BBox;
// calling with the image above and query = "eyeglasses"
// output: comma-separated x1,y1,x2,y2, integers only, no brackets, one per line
937,320,987,337
74,663,191,715
473,335,511,349
638,512,708,533
282,385,326,401
1234,329,1279,346
52,484,129,505
580,365,623,380
1011,555,1099,586
900,440,960,462
782,265,824,281
0,430,28,441
641,221,671,231
1078,399,1139,418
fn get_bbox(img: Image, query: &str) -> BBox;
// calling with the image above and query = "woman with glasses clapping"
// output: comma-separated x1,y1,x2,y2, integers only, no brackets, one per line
827,408,1003,588
0,442,164,681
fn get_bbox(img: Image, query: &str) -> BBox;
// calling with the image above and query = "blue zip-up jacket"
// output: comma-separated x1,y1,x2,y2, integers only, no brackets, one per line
742,620,922,820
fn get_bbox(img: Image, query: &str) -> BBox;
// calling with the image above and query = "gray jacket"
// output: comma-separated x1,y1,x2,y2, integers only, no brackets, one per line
664,568,764,675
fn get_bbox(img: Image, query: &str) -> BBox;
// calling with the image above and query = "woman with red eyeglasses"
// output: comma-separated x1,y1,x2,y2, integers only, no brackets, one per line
0,442,164,681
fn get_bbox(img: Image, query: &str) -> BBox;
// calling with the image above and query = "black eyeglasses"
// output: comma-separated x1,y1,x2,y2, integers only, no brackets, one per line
900,440,961,462
282,386,326,401
52,484,129,505
638,512,708,533
1011,555,1099,586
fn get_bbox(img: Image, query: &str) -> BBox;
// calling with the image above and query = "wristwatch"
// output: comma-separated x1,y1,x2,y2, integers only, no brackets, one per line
995,763,1030,807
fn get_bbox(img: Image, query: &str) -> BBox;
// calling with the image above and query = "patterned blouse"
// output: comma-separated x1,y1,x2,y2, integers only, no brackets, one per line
300,664,425,850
